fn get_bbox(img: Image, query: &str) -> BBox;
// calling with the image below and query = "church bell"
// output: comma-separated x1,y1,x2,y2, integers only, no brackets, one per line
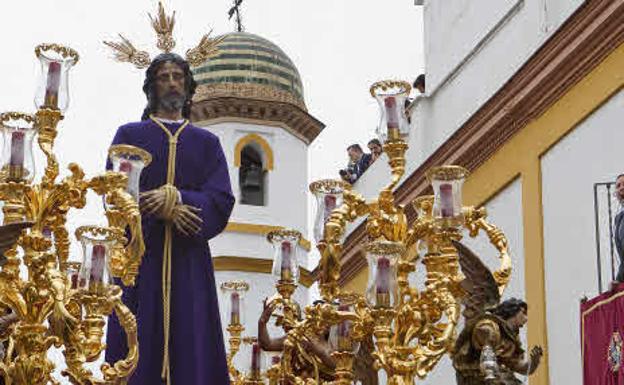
241,164,263,189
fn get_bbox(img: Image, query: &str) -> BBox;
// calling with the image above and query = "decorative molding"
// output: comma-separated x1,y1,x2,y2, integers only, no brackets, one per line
194,116,307,143
327,0,624,287
225,222,312,251
194,83,306,110
332,27,624,385
190,97,324,145
233,133,275,170
213,255,314,288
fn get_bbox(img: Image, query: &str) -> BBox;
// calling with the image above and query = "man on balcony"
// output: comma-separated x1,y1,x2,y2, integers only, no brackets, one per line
340,144,372,184
613,174,624,284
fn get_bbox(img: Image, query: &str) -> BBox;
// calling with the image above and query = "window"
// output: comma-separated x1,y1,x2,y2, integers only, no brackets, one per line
239,144,265,206
234,133,273,206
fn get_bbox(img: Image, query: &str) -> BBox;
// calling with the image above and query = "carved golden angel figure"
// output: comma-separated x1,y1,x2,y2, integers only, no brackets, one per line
451,241,543,385
257,297,377,385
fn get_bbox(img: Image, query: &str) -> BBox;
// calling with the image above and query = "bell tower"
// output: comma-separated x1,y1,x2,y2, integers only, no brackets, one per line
190,31,324,366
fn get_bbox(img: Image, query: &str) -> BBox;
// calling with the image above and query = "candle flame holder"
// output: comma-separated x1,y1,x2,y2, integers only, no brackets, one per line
224,79,515,385
0,43,146,385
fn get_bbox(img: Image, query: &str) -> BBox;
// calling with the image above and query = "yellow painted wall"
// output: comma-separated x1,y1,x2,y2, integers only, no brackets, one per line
341,42,624,385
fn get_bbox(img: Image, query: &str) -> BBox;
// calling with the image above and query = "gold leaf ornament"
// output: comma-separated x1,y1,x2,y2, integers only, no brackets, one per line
104,1,222,70
186,31,226,67
103,34,151,69
149,1,176,53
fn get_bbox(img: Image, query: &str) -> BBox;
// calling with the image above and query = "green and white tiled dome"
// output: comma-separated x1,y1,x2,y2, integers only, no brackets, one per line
192,32,306,110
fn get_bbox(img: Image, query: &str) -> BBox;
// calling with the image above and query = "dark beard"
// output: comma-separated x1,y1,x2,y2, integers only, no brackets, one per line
158,92,186,113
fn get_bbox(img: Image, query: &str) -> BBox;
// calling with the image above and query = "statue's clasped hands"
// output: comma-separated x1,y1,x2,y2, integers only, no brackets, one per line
140,186,203,236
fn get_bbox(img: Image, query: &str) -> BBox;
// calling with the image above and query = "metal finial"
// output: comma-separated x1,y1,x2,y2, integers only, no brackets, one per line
228,0,244,32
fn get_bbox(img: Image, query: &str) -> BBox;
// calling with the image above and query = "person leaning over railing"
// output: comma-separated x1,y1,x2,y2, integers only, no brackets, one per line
611,174,624,290
367,139,383,164
339,159,358,185
339,144,372,184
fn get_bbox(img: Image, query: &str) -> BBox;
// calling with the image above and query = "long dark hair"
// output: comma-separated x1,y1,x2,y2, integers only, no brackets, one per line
491,298,527,320
141,53,197,121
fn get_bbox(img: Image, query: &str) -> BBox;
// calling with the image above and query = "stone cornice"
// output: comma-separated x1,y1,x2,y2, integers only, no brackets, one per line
190,96,325,145
194,83,307,111
316,0,624,286
224,222,312,251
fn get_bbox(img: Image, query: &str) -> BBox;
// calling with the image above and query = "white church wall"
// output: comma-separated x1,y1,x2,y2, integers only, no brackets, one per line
423,0,523,94
205,121,309,234
414,178,526,385
417,0,582,171
542,0,586,35
352,0,584,201
422,0,583,96
210,232,274,260
541,89,624,385
351,152,392,201
463,179,526,305
203,119,313,375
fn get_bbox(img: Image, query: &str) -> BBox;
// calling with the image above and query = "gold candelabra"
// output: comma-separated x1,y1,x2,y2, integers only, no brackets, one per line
224,231,305,385
221,280,258,384
0,44,147,384
225,80,513,384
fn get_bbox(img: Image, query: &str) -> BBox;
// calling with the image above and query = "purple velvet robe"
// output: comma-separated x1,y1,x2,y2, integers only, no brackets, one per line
105,119,234,385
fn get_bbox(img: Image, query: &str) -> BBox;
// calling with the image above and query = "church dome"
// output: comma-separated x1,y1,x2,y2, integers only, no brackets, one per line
192,32,306,110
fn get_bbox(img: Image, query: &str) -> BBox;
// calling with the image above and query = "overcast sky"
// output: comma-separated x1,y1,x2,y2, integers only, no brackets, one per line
0,0,423,177
0,0,423,253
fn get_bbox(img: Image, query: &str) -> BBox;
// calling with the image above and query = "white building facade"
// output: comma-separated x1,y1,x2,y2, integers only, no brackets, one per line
341,2,624,385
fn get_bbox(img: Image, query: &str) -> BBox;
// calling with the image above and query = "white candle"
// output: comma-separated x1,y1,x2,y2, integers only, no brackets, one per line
251,343,261,376
376,257,391,307
323,195,337,223
439,183,454,218
44,62,61,108
119,160,139,200
90,244,106,284
9,131,25,180
336,304,351,351
384,97,399,129
119,160,133,173
280,241,293,281
230,292,240,325
10,131,24,166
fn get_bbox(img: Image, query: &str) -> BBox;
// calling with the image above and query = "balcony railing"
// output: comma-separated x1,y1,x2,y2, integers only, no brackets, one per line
594,181,621,293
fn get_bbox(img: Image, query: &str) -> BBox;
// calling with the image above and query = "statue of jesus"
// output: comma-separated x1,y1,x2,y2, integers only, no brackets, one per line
105,52,235,385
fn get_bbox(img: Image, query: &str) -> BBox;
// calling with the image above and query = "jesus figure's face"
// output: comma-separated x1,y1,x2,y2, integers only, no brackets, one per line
155,61,186,114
